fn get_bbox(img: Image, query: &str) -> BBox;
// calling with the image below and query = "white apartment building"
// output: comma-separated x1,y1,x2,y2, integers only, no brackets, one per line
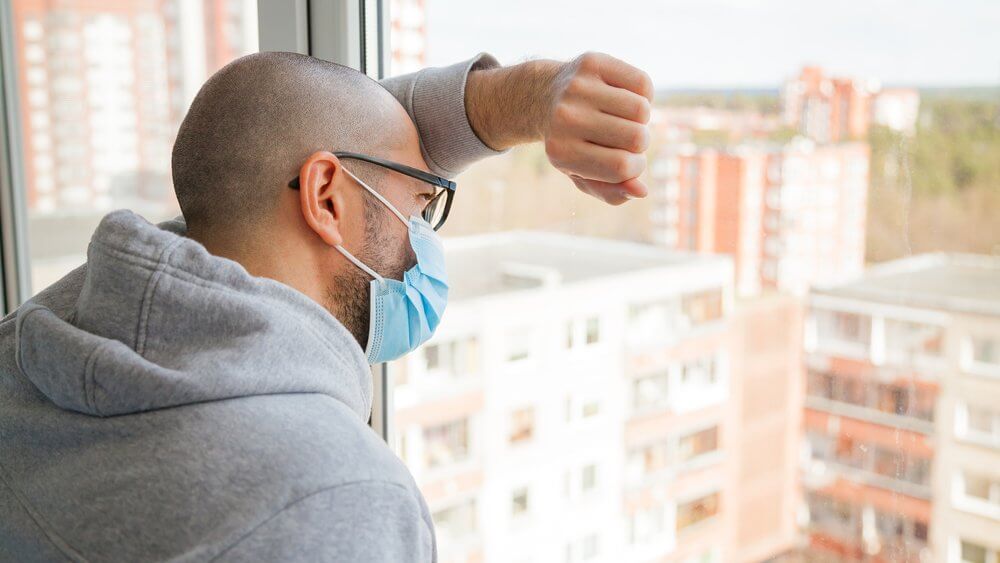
803,253,1000,563
390,232,735,563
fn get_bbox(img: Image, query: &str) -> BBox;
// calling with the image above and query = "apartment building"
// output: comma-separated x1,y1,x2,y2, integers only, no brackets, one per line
781,66,875,143
782,66,921,141
802,254,1000,562
649,139,868,297
728,295,805,563
390,0,426,75
10,0,256,288
390,232,738,563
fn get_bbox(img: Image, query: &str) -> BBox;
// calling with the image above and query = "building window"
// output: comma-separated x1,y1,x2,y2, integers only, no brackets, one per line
681,289,724,326
956,470,1000,518
681,355,719,388
423,336,480,378
677,426,719,465
506,329,532,362
424,418,470,469
632,371,670,413
815,309,871,351
566,317,601,348
971,337,999,366
585,317,600,344
960,540,988,563
509,407,535,445
676,491,720,533
884,319,944,361
581,533,599,560
432,499,477,543
957,403,1000,446
581,463,598,492
628,502,670,545
511,486,529,517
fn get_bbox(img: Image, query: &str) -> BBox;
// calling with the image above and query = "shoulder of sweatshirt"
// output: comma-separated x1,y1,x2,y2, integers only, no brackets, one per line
0,390,431,562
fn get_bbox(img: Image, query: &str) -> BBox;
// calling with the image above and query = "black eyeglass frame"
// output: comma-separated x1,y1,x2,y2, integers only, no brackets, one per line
288,151,457,231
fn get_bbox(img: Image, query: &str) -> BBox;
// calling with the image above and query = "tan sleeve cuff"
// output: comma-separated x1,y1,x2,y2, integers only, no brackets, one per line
379,53,508,178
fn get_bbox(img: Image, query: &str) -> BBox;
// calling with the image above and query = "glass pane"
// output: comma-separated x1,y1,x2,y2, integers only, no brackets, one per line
11,0,258,292
385,1,999,562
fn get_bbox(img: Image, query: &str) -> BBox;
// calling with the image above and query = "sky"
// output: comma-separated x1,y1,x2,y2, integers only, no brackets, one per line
422,0,1000,89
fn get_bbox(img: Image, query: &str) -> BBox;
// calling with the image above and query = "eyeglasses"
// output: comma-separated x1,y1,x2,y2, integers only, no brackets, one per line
288,151,457,231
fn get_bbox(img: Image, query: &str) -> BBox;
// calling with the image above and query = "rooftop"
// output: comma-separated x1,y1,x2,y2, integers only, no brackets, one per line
812,253,1000,316
442,231,724,301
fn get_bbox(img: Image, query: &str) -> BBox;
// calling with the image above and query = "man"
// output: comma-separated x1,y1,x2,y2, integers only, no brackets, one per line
0,51,651,561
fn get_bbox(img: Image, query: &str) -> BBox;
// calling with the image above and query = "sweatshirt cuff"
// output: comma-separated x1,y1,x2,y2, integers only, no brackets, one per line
403,52,508,178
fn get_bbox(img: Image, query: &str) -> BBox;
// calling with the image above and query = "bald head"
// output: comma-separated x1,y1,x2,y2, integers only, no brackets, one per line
171,52,410,233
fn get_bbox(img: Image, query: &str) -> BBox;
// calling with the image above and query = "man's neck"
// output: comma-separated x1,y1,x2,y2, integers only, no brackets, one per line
189,226,327,307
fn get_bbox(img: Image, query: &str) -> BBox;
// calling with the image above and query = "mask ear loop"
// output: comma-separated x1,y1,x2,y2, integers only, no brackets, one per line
335,245,384,282
342,167,409,227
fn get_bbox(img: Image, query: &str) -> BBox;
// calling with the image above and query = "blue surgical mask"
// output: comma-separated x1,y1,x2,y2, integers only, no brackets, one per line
336,168,449,364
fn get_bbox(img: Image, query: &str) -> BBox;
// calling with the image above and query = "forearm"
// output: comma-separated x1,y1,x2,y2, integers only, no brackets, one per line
465,59,563,150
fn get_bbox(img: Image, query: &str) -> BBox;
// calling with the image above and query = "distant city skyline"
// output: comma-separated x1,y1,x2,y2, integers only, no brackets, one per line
423,0,1000,88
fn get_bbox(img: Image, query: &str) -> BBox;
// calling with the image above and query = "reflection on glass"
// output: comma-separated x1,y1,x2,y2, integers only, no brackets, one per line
11,0,258,291
385,1,999,562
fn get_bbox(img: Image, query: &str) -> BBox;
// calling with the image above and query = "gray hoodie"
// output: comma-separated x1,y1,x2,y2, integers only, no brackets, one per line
0,55,504,562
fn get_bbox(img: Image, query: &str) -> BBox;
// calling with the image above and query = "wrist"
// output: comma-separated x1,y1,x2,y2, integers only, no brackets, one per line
465,59,564,151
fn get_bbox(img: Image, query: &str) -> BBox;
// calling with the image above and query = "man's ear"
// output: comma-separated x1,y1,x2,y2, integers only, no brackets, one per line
298,151,346,247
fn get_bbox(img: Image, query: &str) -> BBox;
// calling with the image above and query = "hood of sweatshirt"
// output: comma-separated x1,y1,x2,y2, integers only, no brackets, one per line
14,210,372,421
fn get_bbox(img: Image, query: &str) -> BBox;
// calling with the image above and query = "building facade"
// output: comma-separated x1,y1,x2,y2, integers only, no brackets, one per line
390,232,740,562
802,254,1000,562
649,139,869,297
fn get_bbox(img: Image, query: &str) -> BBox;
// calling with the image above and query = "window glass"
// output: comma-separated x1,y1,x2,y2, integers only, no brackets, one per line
10,0,258,291
424,417,469,469
384,1,999,561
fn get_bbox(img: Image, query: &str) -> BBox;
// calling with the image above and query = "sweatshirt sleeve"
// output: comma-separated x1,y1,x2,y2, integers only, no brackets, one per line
214,481,436,562
380,53,508,179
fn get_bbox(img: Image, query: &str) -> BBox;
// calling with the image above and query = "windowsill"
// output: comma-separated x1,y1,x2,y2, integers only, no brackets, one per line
956,433,1000,451
963,362,1000,380
805,396,935,434
811,459,932,500
630,451,725,488
676,515,720,538
952,495,1000,521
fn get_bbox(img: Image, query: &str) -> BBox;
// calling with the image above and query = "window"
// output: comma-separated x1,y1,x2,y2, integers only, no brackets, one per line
509,407,535,445
681,289,724,326
628,502,670,545
676,492,720,533
367,3,1000,562
632,372,670,413
581,464,597,492
9,0,258,292
955,470,1000,518
884,319,944,361
422,336,480,378
584,317,600,344
960,540,988,563
424,418,470,469
677,426,719,465
957,403,1000,446
433,499,477,543
681,355,719,388
566,316,602,348
815,310,871,351
506,329,532,363
972,337,1000,366
511,486,529,517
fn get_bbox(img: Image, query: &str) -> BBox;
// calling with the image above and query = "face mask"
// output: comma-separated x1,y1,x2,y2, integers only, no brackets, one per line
335,168,449,364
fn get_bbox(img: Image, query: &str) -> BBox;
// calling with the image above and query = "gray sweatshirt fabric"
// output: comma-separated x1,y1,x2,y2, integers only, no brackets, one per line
0,54,505,561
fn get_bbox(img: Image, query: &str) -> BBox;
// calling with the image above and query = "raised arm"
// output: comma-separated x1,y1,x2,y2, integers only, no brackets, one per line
381,52,654,206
